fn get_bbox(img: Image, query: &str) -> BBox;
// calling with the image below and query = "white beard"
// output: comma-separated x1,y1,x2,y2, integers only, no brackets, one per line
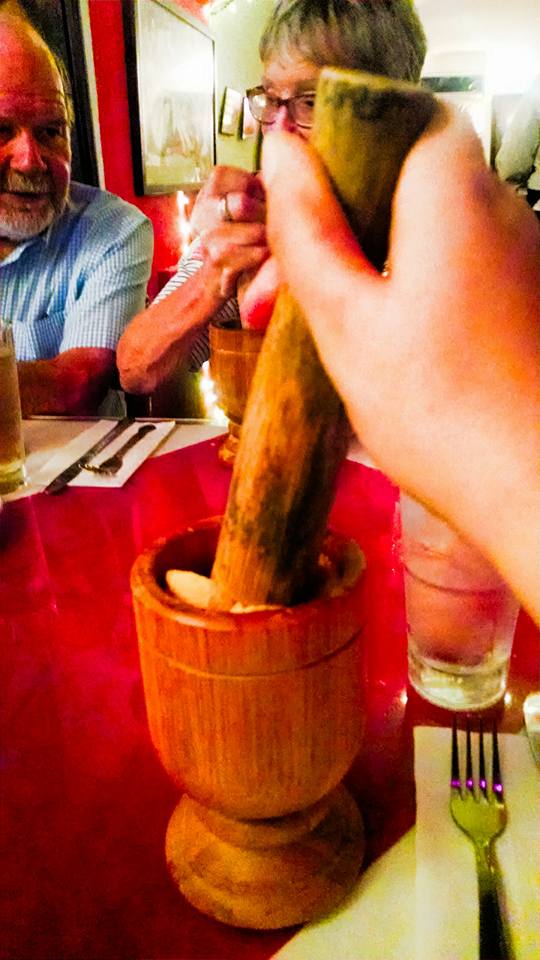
0,201,57,241
0,172,67,242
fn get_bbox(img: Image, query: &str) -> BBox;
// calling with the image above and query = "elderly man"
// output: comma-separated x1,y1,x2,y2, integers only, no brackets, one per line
0,11,153,414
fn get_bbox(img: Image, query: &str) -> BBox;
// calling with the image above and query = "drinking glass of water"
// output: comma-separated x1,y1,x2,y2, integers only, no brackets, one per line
399,493,520,711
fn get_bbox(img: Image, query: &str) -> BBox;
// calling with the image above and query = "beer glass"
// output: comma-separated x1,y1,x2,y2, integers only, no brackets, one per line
0,318,25,494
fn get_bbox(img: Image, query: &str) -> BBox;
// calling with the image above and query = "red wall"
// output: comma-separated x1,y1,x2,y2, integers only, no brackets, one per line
87,0,207,298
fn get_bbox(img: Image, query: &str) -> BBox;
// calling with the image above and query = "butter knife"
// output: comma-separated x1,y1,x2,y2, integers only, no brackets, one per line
44,418,134,494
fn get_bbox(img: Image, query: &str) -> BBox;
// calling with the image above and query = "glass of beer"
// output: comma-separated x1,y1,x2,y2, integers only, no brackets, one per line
0,318,25,494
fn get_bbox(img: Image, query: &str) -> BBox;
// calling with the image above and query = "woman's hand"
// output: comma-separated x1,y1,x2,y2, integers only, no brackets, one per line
198,220,270,301
237,257,281,329
188,165,270,302
190,165,266,236
260,104,540,618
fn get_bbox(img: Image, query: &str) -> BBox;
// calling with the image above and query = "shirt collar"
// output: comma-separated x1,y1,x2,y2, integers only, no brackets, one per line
0,235,42,267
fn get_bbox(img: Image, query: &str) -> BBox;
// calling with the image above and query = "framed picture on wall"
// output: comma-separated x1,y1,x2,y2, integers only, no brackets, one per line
122,0,216,195
219,87,243,136
241,96,258,139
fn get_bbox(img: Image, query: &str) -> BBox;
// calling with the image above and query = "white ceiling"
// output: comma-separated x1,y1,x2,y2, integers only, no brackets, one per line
209,0,540,95
416,0,540,93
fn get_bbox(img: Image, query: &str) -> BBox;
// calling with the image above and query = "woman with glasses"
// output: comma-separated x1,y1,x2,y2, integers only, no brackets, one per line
117,0,426,397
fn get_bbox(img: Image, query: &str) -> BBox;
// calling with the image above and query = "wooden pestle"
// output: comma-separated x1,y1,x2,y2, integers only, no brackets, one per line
211,69,435,609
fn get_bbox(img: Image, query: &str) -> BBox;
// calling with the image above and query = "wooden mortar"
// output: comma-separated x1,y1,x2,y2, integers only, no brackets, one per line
131,517,366,929
211,69,435,609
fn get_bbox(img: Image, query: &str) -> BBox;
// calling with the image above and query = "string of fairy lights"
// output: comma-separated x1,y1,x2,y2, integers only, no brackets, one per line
208,0,256,15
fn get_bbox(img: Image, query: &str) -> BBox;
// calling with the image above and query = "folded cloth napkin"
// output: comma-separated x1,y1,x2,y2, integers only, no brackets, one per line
274,728,539,960
415,726,540,960
32,419,176,490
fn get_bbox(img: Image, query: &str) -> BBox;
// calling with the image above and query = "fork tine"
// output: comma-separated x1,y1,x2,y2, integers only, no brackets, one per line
465,719,474,793
492,723,504,801
478,719,487,797
451,718,461,792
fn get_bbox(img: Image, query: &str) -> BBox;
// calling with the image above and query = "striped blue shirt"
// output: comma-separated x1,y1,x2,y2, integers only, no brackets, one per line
0,181,153,361
152,239,240,371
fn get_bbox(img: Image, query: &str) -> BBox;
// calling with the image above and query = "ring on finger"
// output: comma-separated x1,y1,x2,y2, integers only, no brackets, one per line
219,194,233,222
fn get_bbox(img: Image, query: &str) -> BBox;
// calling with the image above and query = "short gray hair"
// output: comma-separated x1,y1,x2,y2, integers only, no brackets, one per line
259,0,426,83
50,48,75,127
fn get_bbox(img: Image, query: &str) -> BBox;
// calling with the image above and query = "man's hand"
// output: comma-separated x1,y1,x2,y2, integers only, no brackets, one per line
18,348,116,415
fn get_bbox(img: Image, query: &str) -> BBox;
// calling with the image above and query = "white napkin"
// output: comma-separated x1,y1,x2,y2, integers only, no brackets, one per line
272,827,415,960
31,419,176,489
274,728,539,960
415,726,540,960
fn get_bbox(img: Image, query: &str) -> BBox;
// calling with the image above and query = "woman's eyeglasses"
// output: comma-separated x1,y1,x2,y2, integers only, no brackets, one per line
246,87,316,128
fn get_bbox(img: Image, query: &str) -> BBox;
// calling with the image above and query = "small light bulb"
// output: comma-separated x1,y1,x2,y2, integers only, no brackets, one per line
200,362,228,424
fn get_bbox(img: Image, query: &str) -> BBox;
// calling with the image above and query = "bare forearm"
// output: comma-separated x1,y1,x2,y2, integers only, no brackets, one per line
263,120,540,622
443,395,540,622
18,348,115,416
117,265,226,394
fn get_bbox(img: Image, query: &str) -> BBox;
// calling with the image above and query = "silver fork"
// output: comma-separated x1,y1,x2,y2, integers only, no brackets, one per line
450,719,513,960
84,424,156,476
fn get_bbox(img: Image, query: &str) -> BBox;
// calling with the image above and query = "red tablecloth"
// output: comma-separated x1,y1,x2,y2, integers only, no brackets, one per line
1,437,537,959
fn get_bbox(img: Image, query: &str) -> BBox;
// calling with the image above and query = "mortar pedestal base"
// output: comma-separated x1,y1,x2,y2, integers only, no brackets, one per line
166,785,364,929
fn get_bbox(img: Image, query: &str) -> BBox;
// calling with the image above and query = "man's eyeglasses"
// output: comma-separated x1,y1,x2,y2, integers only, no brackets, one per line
246,86,316,129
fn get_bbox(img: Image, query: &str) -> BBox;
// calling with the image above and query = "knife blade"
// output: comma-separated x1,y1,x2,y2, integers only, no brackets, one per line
44,418,135,494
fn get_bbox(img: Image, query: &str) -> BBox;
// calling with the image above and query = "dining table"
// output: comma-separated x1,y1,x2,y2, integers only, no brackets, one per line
1,417,538,960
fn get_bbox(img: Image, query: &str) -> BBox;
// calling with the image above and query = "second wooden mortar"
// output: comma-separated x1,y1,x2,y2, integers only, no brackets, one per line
209,321,264,466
